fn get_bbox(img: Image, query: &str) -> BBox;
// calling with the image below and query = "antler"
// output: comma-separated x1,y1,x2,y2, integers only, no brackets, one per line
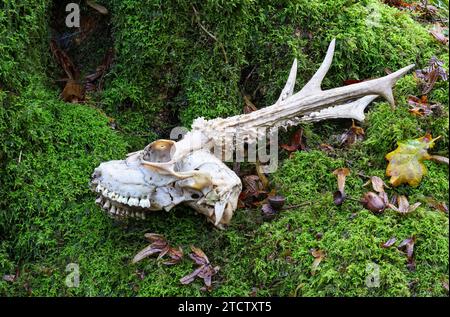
191,39,414,145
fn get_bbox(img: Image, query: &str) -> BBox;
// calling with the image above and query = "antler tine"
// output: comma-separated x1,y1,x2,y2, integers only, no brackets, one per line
276,58,298,104
302,95,378,122
297,39,336,97
373,64,415,107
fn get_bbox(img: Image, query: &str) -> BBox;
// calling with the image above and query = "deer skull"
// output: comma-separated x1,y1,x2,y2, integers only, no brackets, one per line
91,39,414,228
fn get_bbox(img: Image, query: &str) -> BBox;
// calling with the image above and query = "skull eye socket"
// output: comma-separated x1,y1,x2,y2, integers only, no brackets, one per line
142,140,176,163
191,193,200,199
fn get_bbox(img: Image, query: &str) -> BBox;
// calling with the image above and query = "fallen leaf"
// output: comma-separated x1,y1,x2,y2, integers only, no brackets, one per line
311,249,325,275
2,274,15,282
424,197,448,213
361,192,386,213
429,23,449,46
132,233,183,265
319,143,334,152
239,175,268,207
61,79,84,103
364,176,389,193
381,237,397,248
86,0,109,15
181,246,219,291
398,236,416,271
415,57,448,94
385,133,442,187
388,195,421,214
414,1,439,20
281,128,306,152
407,95,441,117
339,120,364,146
189,245,209,266
383,0,413,9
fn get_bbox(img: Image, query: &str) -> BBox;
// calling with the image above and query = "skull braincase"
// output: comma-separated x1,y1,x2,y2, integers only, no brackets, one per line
91,39,414,228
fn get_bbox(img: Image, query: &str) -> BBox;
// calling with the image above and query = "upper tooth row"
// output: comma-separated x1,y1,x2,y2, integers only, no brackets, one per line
96,195,146,220
95,184,151,208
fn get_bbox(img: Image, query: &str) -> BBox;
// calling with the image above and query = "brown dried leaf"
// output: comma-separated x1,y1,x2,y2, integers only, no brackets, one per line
182,247,219,290
443,281,449,293
415,57,448,94
425,198,449,214
319,143,334,152
133,233,183,265
383,0,413,9
339,120,364,146
398,236,416,258
381,237,397,248
429,24,449,46
281,128,306,152
398,236,416,270
132,244,164,264
372,176,388,193
190,246,209,266
311,249,325,275
388,195,421,214
361,192,386,213
180,266,203,285
407,95,441,117
61,79,84,103
239,174,268,207
2,274,16,282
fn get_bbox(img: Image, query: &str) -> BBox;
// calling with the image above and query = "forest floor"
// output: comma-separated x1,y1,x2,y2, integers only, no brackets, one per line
0,0,448,296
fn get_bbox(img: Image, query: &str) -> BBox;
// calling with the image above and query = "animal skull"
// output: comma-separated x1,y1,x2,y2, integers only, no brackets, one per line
91,39,414,228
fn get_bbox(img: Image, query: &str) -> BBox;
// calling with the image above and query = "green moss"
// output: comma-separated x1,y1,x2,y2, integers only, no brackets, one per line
0,0,448,297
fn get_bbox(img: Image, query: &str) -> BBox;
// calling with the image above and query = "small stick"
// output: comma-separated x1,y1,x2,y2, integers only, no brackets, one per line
192,5,228,64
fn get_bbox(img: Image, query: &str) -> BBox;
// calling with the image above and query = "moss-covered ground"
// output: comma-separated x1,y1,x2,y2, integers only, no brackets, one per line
0,0,448,296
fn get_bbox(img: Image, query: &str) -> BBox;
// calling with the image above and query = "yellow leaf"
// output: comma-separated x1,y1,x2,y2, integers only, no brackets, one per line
385,134,441,187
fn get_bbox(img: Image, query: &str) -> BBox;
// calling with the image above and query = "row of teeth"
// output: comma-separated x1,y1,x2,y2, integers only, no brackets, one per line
95,184,151,208
95,196,146,219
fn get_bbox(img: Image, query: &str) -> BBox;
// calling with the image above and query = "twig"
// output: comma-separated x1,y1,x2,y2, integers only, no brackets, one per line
192,5,228,64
